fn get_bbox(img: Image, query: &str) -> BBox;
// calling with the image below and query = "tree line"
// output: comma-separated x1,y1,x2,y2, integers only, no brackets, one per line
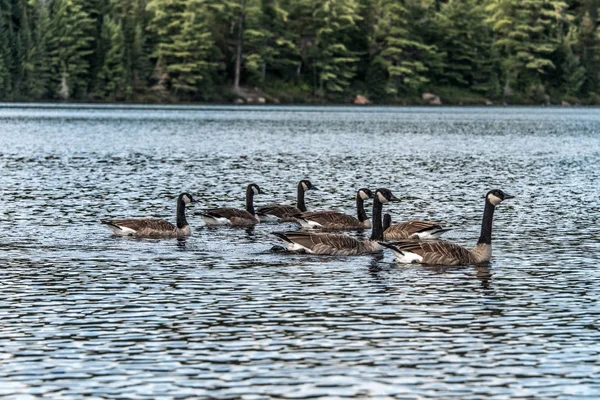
1,0,599,104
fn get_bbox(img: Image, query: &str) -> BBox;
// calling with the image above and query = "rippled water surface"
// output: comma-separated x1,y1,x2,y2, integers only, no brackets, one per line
1,104,600,399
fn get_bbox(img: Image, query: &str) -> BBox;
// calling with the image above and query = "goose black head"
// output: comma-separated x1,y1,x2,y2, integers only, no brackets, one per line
358,188,374,200
300,179,317,191
179,193,197,204
485,189,514,206
375,188,399,204
249,183,264,195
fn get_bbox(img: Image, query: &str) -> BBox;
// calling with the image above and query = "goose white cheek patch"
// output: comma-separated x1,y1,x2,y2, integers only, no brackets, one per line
488,194,502,206
377,192,388,203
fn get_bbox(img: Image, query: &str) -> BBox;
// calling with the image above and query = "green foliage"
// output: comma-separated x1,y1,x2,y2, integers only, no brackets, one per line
0,0,599,103
432,0,497,95
486,0,568,97
312,0,362,96
369,0,434,96
147,0,220,98
47,0,95,100
95,15,126,99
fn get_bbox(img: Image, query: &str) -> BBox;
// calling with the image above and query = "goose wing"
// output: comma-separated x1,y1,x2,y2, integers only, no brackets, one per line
385,220,449,240
200,207,251,219
256,204,301,219
273,231,363,255
101,218,175,232
296,211,363,229
380,240,474,266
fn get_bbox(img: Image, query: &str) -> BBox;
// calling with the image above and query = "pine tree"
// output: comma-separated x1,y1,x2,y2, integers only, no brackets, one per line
258,0,298,83
577,10,600,95
95,15,126,99
0,8,12,98
110,0,152,99
169,0,220,96
485,0,569,99
369,0,434,96
0,0,16,99
311,0,362,96
47,0,95,100
147,0,220,97
432,0,497,95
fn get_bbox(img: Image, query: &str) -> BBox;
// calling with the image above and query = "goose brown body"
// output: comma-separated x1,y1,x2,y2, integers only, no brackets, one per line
380,240,490,266
295,188,373,230
384,220,449,240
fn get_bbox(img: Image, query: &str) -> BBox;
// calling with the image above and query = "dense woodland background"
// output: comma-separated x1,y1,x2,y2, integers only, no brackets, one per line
1,0,599,105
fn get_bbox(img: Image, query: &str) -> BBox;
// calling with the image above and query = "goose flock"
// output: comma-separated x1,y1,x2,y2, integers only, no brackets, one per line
100,180,513,266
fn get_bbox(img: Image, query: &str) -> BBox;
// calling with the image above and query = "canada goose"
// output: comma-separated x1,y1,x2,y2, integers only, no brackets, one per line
294,188,374,230
379,189,514,265
383,213,450,240
273,188,398,255
257,179,317,222
101,193,197,237
200,183,264,227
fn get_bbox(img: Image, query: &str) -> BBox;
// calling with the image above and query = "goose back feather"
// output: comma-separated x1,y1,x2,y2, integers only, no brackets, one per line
295,188,373,230
384,220,450,240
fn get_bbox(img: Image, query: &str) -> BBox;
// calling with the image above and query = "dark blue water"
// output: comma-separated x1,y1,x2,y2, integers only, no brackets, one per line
1,104,599,398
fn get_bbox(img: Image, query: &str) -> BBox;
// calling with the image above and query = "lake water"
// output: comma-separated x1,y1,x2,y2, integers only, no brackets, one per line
1,104,599,398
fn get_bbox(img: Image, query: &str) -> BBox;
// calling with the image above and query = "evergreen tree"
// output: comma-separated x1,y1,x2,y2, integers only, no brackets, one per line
47,0,95,100
577,10,600,95
0,7,13,98
369,0,434,96
258,0,298,83
110,0,152,99
311,0,362,96
432,0,498,95
486,0,569,99
0,0,16,99
147,0,220,97
95,15,126,99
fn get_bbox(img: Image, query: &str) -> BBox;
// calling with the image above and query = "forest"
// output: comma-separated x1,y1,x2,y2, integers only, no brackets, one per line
0,0,599,105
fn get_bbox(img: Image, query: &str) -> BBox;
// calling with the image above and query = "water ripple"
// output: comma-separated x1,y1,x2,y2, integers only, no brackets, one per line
1,105,600,398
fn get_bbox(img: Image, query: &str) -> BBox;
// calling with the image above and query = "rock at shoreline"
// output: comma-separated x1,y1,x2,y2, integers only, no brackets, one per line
233,98,244,104
353,95,370,105
485,99,494,106
257,97,266,104
422,92,442,105
561,100,571,107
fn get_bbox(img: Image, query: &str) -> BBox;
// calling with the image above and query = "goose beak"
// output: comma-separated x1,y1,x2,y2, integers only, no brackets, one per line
311,186,318,191
389,194,400,202
504,194,515,200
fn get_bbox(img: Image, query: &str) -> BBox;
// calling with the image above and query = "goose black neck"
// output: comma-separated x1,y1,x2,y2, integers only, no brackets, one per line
176,198,188,229
383,213,391,231
370,198,384,241
356,193,368,222
246,186,255,215
477,200,495,245
296,182,307,212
